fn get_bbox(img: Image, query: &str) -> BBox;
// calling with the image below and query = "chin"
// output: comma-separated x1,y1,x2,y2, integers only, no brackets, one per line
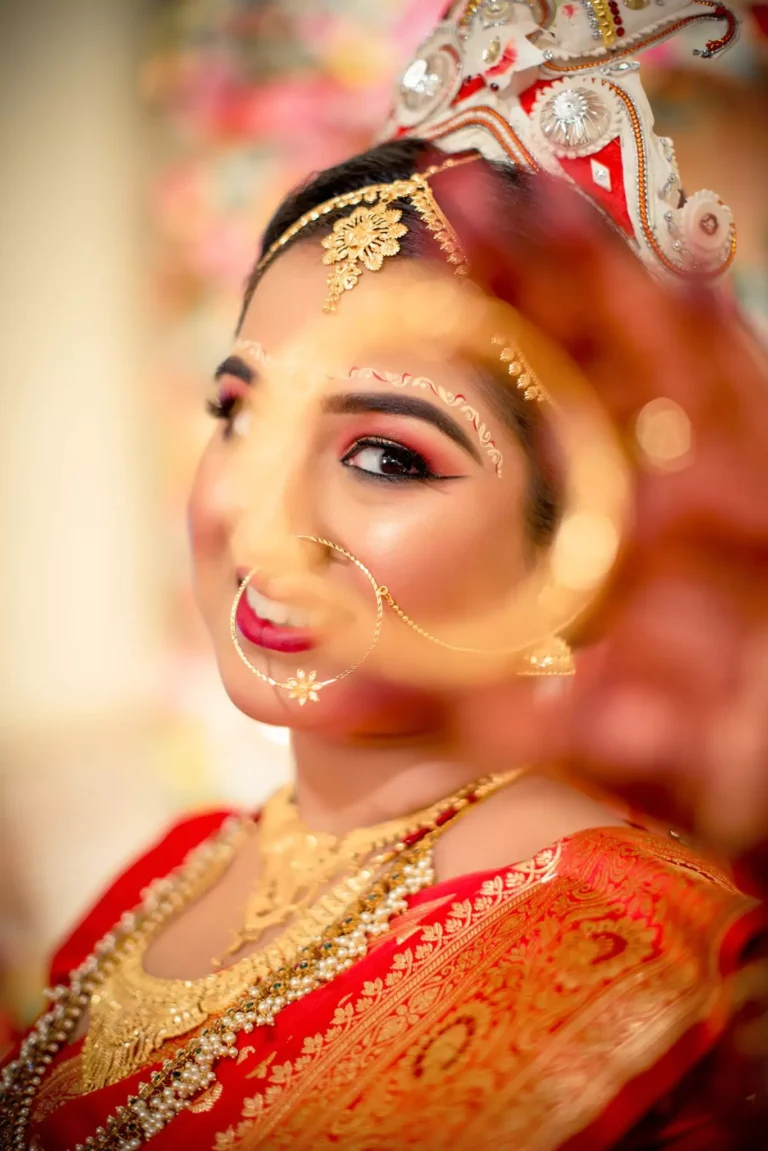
213,644,441,736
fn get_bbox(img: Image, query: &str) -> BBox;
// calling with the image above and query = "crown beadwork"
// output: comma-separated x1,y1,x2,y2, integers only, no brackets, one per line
380,0,737,278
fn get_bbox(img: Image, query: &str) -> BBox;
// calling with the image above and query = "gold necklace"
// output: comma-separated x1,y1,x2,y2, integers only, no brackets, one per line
80,774,521,1093
2,770,526,1151
226,784,474,958
81,823,248,1093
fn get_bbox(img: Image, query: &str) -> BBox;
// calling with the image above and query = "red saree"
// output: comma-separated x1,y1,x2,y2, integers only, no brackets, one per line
13,814,768,1150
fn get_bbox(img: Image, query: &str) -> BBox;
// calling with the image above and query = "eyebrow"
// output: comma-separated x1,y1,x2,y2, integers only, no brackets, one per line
324,392,483,464
214,355,256,385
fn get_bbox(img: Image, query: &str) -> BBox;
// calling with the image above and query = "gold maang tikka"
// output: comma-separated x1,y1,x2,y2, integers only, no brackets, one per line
256,156,476,313
255,154,552,411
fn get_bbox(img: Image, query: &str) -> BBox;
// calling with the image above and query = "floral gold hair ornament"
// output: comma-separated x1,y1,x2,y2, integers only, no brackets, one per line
256,156,477,314
254,158,551,403
322,205,408,311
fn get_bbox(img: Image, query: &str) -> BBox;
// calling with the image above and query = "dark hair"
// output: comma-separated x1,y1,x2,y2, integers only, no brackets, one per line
240,139,559,549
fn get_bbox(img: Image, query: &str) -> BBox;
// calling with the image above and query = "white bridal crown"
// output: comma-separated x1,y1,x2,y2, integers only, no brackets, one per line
380,0,738,277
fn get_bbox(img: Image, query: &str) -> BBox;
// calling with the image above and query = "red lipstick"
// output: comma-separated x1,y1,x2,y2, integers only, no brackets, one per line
235,587,317,655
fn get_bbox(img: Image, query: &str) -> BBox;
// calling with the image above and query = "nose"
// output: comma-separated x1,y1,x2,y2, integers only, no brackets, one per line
227,382,322,581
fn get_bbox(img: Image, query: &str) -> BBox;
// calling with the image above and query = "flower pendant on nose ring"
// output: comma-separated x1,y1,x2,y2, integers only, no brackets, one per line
285,669,320,706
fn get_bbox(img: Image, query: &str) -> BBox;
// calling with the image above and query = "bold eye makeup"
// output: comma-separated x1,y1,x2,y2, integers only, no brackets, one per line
341,436,450,483
326,391,482,464
206,391,239,422
347,369,503,479
207,388,251,440
207,354,256,439
329,392,478,485
206,350,493,483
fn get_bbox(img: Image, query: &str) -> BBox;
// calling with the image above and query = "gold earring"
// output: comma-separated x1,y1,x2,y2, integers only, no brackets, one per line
378,587,574,677
516,636,575,677
230,536,383,705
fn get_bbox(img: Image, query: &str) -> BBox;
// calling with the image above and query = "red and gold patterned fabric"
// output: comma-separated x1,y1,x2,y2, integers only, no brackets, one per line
17,816,768,1150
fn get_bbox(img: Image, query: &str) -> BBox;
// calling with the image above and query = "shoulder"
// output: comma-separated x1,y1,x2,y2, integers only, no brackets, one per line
434,825,765,1074
440,822,761,942
488,824,764,980
49,808,234,986
555,823,760,931
398,828,765,1148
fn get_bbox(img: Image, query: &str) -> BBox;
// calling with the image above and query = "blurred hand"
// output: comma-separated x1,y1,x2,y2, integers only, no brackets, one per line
443,169,768,869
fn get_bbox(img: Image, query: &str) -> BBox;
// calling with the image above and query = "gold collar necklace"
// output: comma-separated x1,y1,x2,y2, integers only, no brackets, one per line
1,769,527,1150
81,782,502,1091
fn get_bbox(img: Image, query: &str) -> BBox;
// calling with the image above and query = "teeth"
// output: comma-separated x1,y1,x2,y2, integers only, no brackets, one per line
245,585,313,629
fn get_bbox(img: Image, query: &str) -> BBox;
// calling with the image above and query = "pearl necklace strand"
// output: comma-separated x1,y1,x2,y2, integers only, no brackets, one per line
1,774,520,1151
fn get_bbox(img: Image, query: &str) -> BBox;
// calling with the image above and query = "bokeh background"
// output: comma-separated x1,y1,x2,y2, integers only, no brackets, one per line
0,0,766,1039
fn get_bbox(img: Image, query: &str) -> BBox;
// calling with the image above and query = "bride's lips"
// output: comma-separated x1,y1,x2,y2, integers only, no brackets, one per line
234,584,318,655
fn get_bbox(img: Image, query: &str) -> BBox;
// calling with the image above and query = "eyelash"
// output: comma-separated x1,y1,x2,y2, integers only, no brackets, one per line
341,436,445,484
207,393,243,438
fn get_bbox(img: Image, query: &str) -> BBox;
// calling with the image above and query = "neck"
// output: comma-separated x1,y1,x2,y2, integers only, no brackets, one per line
289,691,506,836
291,731,483,837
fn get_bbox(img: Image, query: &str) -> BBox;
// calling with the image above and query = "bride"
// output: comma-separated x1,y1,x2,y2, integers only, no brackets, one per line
3,1,767,1148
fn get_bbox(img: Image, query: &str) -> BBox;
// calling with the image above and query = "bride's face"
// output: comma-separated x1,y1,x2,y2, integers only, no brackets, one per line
189,243,540,732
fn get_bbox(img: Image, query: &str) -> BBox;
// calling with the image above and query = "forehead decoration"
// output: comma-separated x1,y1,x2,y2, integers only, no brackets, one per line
234,338,271,367
230,341,505,479
255,156,476,314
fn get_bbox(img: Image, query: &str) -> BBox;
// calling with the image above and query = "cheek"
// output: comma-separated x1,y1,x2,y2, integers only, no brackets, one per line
332,477,529,619
188,443,231,568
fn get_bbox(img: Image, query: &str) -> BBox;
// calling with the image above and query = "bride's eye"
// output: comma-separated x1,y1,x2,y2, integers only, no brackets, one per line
206,393,251,440
341,437,440,482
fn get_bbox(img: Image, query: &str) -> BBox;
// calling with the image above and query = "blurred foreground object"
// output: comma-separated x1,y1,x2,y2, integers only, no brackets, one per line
440,161,768,867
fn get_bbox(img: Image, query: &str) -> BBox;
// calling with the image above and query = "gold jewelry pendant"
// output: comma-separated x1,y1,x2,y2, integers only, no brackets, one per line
77,772,525,1092
224,785,470,959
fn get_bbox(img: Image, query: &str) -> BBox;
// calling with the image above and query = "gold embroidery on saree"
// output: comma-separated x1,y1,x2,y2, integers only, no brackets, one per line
244,1051,276,1081
30,1052,84,1126
188,1081,224,1113
212,830,757,1151
371,894,453,950
212,844,560,1149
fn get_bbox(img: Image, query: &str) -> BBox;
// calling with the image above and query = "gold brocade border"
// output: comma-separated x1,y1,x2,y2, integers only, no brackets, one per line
213,830,756,1151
